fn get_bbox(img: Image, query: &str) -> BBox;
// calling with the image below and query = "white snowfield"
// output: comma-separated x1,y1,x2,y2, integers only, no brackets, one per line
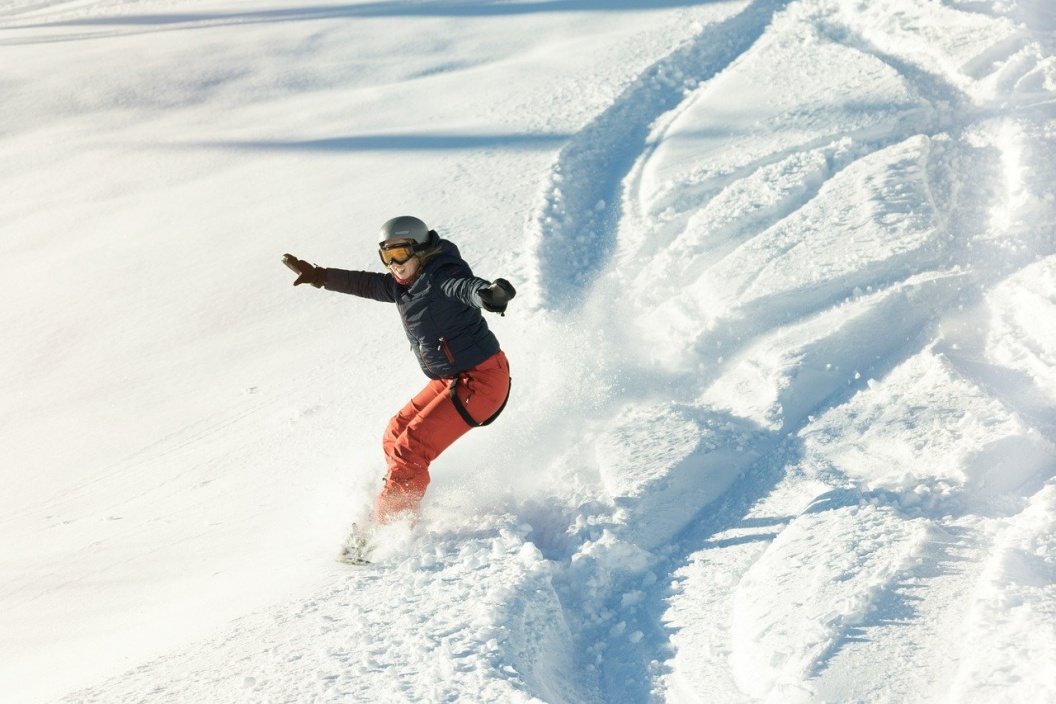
1,0,1054,702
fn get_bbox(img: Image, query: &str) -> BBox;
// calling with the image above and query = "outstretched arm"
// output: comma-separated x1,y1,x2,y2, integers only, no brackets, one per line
282,254,395,302
324,268,395,302
436,266,517,315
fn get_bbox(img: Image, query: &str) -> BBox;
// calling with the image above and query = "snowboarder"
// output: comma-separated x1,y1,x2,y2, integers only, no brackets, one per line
282,215,515,531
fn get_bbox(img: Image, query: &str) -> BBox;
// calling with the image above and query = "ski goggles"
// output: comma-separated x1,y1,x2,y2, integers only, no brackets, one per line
378,242,418,267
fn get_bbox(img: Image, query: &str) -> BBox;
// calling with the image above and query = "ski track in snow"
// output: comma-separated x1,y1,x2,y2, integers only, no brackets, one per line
527,0,789,311
6,0,1055,701
522,0,1056,701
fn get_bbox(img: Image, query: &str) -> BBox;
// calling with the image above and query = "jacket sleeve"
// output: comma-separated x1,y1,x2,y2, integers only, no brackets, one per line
433,265,490,308
323,268,397,303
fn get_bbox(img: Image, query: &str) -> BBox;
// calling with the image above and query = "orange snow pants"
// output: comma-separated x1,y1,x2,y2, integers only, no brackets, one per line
375,350,510,523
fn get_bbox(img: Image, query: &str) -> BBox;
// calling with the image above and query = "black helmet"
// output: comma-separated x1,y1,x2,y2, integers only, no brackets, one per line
378,215,434,247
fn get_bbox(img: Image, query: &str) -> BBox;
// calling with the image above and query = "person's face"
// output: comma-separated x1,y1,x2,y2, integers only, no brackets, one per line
379,238,421,280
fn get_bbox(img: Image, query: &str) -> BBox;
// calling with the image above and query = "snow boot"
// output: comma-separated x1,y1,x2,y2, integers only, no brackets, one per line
337,523,374,565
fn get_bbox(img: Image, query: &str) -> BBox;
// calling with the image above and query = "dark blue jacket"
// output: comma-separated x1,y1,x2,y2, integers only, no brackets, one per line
324,239,500,380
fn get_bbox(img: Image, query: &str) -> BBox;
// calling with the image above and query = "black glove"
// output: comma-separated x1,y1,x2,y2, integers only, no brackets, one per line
283,253,327,288
478,278,516,315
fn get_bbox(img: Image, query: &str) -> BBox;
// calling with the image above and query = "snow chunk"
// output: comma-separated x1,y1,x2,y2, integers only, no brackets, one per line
596,403,765,550
950,482,1056,702
987,255,1056,404
802,348,1056,502
702,271,963,431
638,136,947,371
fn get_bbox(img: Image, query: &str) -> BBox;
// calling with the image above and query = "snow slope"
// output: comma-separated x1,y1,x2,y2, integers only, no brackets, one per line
1,0,1054,702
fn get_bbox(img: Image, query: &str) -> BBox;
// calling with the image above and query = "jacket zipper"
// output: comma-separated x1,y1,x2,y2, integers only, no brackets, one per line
438,336,455,365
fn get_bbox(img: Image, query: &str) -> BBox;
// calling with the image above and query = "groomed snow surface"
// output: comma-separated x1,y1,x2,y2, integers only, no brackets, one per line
2,0,1055,702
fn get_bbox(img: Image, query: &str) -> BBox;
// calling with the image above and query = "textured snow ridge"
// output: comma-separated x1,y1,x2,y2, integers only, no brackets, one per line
731,497,932,701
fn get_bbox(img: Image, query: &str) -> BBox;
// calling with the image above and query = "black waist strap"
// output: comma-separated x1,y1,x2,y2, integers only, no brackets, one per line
449,378,511,428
